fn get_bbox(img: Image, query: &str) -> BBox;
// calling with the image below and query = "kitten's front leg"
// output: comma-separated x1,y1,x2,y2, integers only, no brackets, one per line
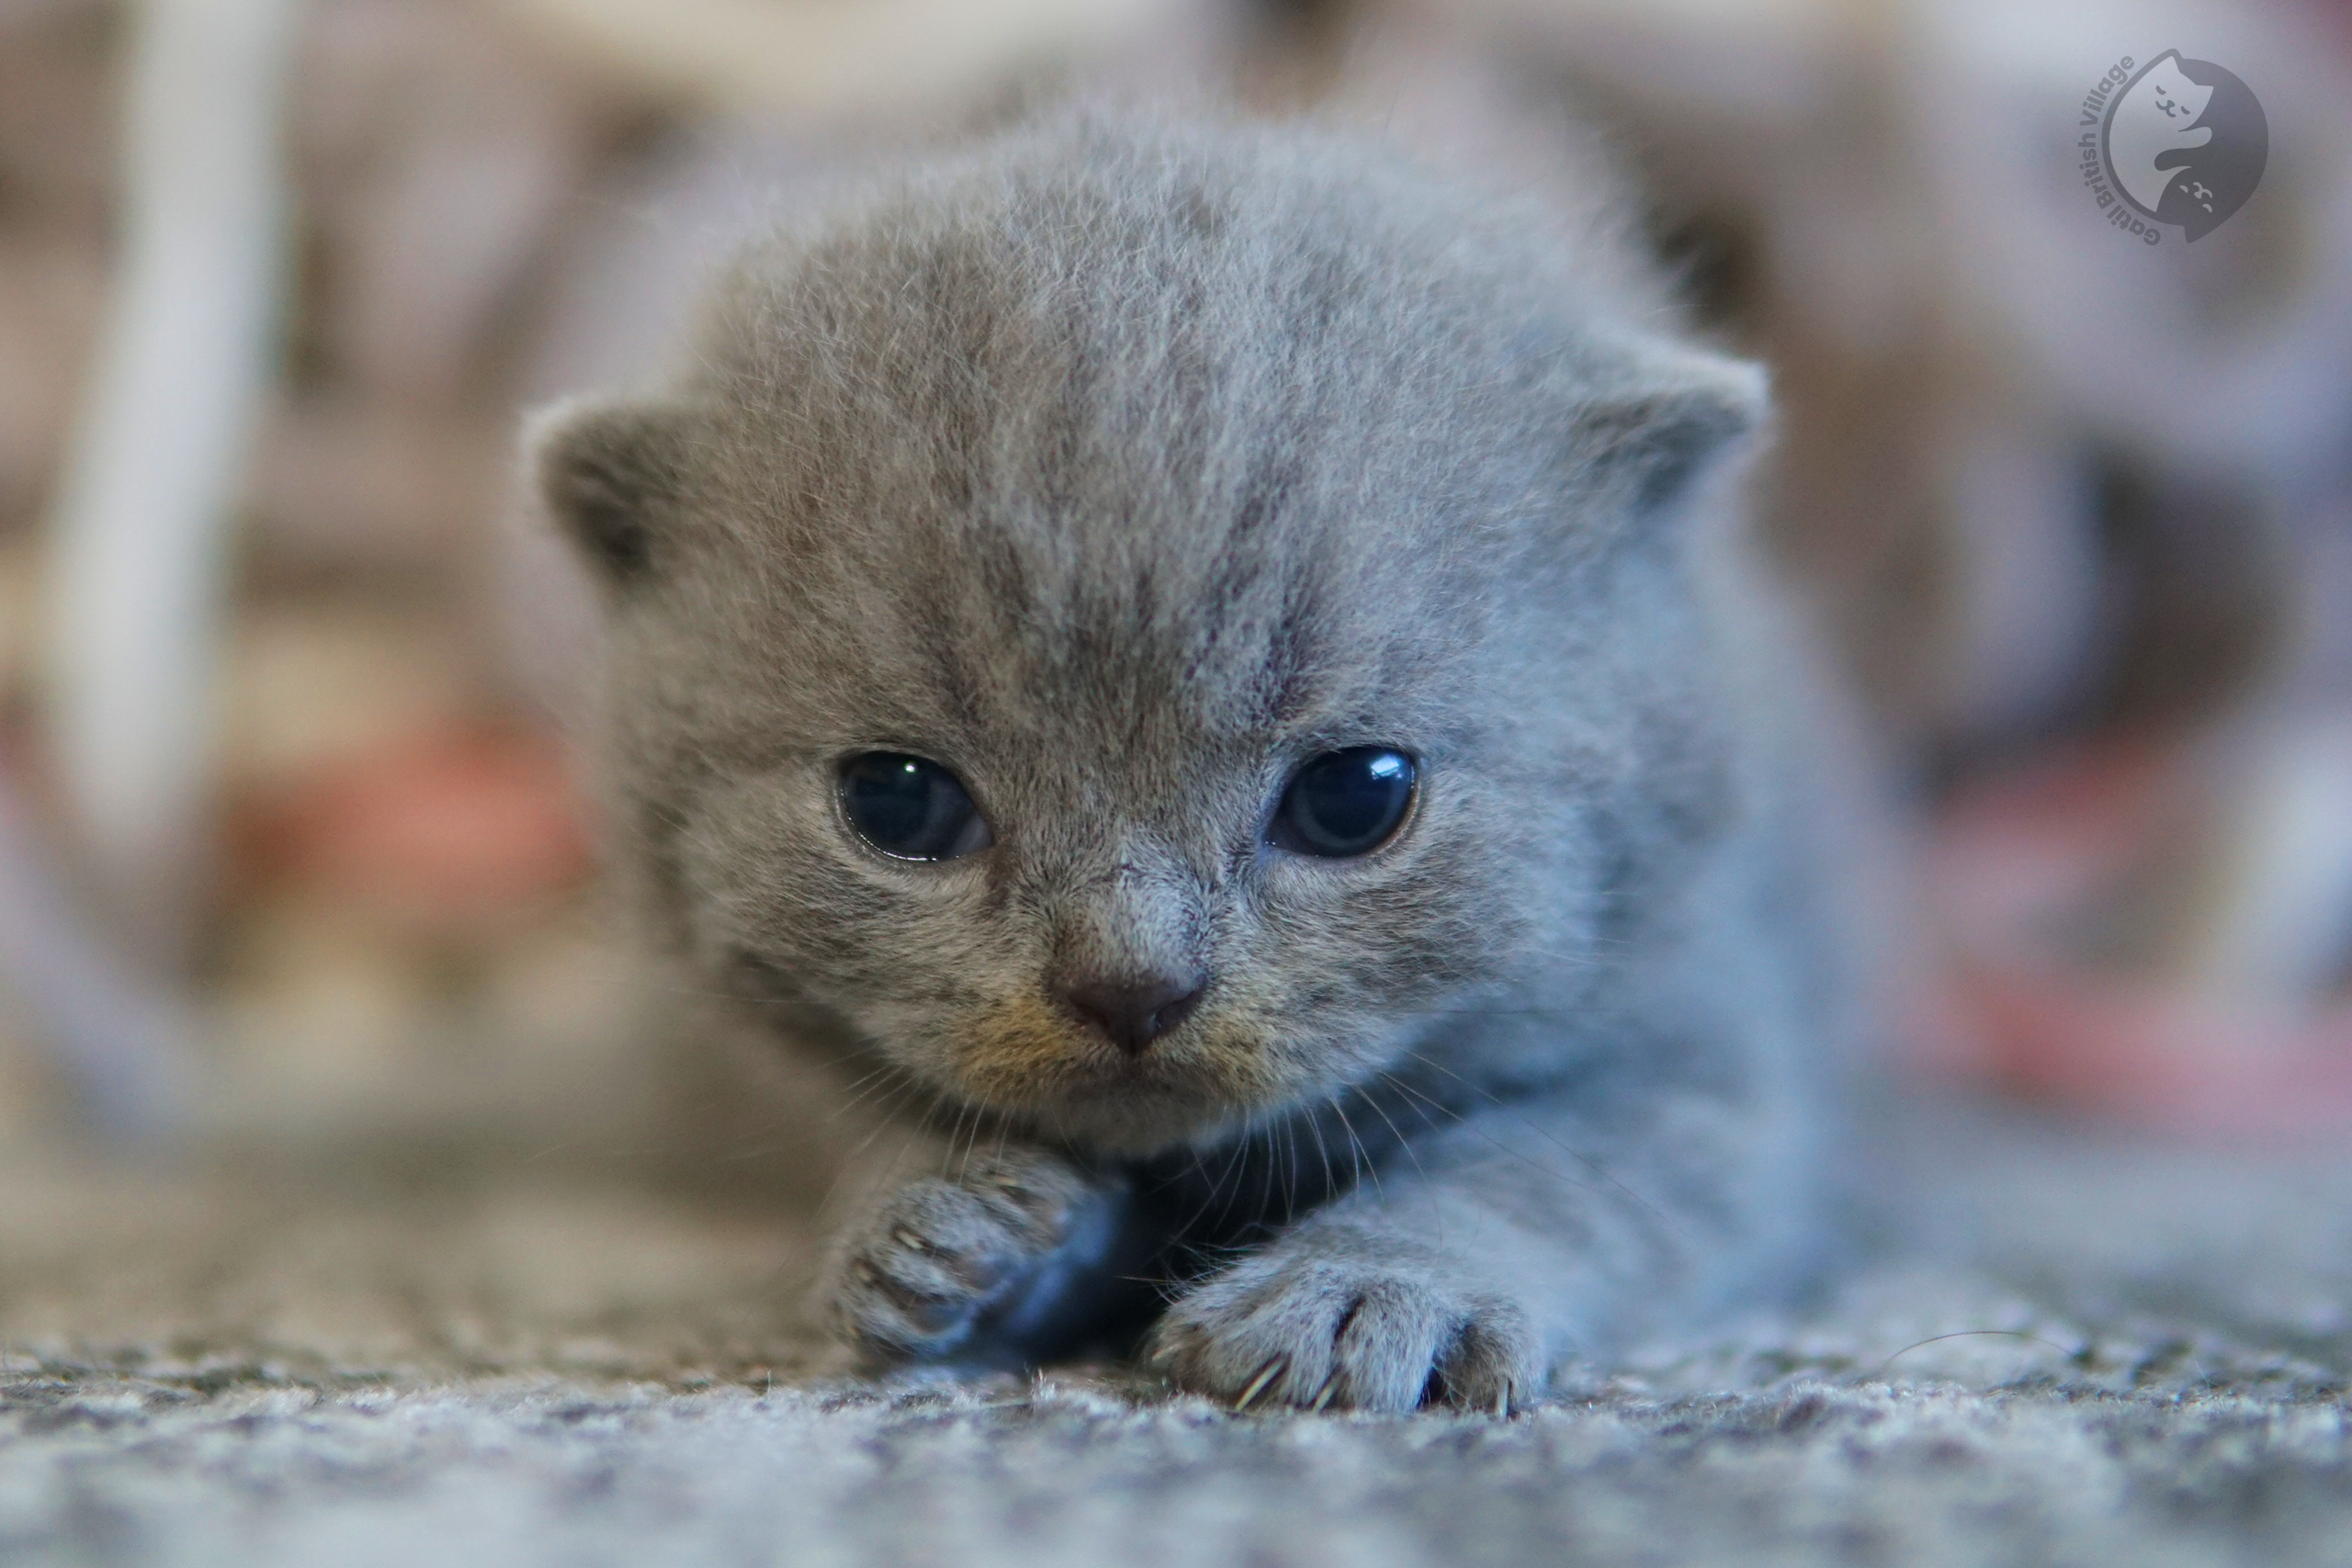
816,1145,1134,1366
1148,1222,1544,1415
1148,1090,1804,1414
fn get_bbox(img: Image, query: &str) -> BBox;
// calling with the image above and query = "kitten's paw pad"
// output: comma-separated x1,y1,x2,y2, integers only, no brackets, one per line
819,1152,1116,1363
1150,1249,1540,1416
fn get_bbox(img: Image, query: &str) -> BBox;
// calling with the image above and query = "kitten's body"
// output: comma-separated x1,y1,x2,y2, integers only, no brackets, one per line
536,112,1860,1412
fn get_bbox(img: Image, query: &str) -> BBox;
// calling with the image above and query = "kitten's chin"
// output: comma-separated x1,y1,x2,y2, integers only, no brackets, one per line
1008,1079,1262,1158
941,996,1293,1156
946,1051,1271,1156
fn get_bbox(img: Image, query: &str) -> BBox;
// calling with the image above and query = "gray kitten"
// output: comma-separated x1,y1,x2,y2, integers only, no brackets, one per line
531,111,1856,1414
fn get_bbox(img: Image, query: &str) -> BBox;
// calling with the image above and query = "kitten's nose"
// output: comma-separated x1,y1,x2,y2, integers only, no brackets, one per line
1060,974,1205,1056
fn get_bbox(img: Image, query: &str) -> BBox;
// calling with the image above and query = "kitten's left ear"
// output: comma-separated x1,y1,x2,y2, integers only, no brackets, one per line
526,396,698,587
1568,352,1770,524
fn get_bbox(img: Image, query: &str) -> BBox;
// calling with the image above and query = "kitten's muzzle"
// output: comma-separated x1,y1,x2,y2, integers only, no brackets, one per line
1058,972,1206,1056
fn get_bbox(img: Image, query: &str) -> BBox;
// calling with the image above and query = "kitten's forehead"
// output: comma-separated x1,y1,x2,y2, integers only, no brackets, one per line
772,450,1474,758
678,125,1592,749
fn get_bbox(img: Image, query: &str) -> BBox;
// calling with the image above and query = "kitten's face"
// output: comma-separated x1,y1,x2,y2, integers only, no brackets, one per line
541,123,1760,1155
597,398,1556,1156
665,611,1511,1156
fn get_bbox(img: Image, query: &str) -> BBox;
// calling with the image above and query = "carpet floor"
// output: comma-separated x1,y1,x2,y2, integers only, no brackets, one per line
5,1101,2352,1567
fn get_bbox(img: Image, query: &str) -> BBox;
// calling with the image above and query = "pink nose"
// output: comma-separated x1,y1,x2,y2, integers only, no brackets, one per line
1059,975,1205,1055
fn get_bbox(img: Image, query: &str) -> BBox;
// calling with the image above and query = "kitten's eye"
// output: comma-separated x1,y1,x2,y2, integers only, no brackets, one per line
1268,748,1417,858
839,752,993,861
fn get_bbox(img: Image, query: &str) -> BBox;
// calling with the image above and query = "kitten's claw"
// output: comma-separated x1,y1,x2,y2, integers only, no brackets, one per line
1149,1240,1543,1415
1232,1354,1288,1412
816,1148,1120,1364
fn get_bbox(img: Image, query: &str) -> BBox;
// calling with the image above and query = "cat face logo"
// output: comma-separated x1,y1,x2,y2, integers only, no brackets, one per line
2096,51,2268,242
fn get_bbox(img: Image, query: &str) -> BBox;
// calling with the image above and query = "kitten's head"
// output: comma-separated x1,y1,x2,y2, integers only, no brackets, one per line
534,116,1766,1155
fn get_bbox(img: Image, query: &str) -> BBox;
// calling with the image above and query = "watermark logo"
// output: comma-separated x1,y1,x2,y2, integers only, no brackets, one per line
2079,51,2267,244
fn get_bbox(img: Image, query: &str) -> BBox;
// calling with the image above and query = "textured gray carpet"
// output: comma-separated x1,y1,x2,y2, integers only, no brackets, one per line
6,1102,2352,1567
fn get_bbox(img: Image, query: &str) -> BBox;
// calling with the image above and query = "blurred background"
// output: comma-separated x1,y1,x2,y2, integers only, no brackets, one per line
0,0,2348,1176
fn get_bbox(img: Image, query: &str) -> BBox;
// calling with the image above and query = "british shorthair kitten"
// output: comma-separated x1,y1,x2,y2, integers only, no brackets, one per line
532,110,1858,1413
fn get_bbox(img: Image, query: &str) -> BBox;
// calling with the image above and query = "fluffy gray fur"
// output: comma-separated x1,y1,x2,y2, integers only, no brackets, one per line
532,110,1856,1414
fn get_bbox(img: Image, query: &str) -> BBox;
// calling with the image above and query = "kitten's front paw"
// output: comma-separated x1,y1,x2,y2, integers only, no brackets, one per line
817,1148,1123,1365
1149,1241,1541,1416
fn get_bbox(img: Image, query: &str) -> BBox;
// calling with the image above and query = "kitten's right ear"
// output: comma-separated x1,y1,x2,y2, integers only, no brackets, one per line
1568,354,1770,525
527,399,695,585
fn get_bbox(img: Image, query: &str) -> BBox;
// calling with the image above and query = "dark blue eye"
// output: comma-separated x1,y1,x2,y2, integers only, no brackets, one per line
1268,748,1417,858
840,752,992,861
